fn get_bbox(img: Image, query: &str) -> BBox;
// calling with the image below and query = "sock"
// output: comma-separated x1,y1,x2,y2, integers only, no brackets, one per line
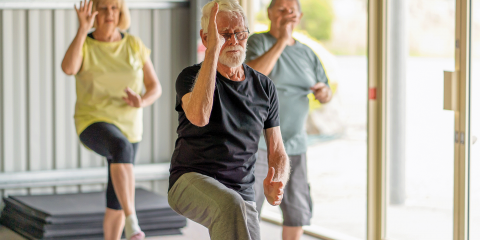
125,214,142,239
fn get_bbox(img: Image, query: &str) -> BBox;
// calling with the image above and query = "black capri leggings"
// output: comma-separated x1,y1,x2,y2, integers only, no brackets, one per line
79,122,139,210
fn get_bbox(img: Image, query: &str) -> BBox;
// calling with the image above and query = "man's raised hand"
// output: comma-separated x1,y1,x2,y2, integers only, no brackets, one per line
278,12,296,43
207,2,225,51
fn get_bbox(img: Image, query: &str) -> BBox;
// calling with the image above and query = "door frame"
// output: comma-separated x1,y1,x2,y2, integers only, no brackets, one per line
454,0,471,239
366,0,387,239
367,0,472,239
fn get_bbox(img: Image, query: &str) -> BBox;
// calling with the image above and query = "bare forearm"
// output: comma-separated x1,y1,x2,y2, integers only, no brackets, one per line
141,83,161,107
246,40,287,76
62,27,89,75
185,48,220,126
265,127,291,184
189,49,217,116
268,151,290,184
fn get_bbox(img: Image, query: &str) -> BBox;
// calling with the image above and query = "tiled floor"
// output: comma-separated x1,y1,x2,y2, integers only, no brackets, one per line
0,219,321,240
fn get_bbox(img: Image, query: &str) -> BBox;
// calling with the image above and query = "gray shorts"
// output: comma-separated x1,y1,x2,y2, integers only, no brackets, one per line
254,149,313,226
168,172,261,240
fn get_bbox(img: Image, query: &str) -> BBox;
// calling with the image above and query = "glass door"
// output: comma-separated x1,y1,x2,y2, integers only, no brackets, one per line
250,0,368,239
384,0,456,239
245,0,474,239
470,0,480,238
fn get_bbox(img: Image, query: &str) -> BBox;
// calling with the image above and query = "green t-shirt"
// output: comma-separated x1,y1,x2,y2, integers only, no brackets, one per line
246,32,329,155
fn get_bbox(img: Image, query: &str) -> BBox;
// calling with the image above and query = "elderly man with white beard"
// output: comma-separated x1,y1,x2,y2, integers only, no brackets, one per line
167,0,290,239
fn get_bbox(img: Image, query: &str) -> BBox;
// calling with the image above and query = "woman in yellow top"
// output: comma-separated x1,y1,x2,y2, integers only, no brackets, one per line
61,0,161,239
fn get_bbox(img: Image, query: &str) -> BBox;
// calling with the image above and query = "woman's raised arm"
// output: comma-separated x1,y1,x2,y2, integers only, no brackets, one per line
61,0,98,75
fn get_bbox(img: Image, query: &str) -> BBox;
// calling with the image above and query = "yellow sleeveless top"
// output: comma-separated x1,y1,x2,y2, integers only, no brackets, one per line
74,32,151,143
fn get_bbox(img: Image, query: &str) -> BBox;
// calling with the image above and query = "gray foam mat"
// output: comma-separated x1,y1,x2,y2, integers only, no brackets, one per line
0,188,187,239
2,206,186,232
1,214,186,238
4,197,178,224
3,188,179,224
2,220,182,240
8,188,171,215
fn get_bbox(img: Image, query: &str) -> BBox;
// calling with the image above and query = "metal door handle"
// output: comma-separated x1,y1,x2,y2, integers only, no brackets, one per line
444,71,458,111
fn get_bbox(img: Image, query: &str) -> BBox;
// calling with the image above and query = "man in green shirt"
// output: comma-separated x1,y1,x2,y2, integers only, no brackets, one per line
246,0,332,239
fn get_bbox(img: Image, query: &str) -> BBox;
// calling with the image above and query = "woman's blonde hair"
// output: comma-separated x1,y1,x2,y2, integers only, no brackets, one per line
92,0,131,31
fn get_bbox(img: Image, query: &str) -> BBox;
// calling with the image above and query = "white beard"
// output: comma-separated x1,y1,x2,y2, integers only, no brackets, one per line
219,45,246,68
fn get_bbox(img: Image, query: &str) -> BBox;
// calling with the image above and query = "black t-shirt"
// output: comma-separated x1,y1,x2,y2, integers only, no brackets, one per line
169,63,280,201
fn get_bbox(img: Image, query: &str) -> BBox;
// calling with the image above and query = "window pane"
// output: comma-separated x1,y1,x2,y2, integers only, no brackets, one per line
385,0,455,239
252,0,367,238
469,0,480,239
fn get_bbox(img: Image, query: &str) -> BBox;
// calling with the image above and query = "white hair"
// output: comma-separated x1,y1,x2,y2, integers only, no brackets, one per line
201,0,248,34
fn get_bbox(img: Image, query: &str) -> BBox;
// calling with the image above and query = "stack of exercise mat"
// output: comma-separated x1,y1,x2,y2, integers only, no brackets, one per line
0,188,186,240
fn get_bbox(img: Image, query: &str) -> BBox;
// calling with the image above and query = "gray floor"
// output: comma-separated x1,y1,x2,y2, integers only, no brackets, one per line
0,219,321,240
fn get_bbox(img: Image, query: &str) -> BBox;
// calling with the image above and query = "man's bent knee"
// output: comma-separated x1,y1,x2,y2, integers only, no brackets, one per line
215,189,245,212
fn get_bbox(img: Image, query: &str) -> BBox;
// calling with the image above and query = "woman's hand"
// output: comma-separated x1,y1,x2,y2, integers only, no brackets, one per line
75,0,98,32
123,87,143,108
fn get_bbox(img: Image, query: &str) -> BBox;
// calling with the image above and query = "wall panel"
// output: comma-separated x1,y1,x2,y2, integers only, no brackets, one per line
52,9,81,194
27,10,55,195
130,9,154,167
153,9,173,164
151,9,173,194
0,2,192,197
3,10,28,196
0,10,4,199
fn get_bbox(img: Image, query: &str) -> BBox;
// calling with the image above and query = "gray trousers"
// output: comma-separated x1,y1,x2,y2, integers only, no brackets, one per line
168,172,261,240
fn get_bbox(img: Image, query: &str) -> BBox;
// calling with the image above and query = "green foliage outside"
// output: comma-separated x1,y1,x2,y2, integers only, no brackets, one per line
255,6,270,26
299,0,334,41
255,0,334,41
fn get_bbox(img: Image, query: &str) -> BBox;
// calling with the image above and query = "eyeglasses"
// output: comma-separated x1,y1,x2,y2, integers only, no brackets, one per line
220,30,250,41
